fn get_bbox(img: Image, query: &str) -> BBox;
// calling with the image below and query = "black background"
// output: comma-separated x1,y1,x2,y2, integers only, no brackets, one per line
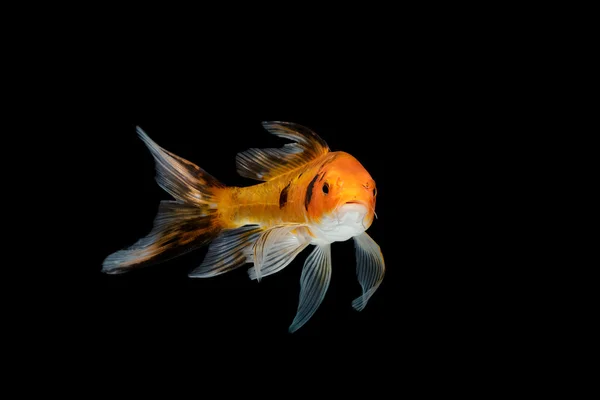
70,100,489,345
52,40,513,352
86,111,398,340
10,6,557,389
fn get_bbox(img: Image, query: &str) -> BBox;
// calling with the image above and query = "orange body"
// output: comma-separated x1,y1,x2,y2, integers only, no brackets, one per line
215,151,377,232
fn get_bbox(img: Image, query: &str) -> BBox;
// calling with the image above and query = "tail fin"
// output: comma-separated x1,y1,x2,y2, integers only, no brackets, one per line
102,127,224,274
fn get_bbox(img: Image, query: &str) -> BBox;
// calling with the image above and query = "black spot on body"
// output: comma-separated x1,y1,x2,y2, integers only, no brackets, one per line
305,173,321,211
279,183,291,209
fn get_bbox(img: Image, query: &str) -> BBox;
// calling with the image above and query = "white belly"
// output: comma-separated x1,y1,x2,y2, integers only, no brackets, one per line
309,204,368,244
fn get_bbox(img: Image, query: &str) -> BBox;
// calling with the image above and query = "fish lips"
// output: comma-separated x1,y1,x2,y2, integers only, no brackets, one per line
337,202,370,228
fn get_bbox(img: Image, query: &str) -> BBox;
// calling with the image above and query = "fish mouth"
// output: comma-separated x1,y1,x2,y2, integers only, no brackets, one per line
340,200,375,230
335,202,369,228
344,199,374,210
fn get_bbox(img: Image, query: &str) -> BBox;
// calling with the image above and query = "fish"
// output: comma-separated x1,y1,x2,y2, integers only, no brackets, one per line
103,121,385,332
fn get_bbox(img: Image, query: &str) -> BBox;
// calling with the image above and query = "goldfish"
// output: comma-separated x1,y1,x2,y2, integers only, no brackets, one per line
103,122,384,332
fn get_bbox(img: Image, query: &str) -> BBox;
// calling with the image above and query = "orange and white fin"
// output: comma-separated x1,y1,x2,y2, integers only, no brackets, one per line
102,127,224,274
138,126,223,205
236,121,330,181
102,202,220,274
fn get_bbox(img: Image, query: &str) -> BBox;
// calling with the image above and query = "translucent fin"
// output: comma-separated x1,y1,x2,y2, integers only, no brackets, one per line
102,201,219,274
188,225,263,278
352,233,385,311
252,226,296,282
102,127,225,275
137,126,223,204
289,244,332,333
236,121,330,181
248,227,309,281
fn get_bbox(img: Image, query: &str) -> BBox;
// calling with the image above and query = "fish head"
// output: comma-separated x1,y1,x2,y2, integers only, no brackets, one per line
307,152,377,242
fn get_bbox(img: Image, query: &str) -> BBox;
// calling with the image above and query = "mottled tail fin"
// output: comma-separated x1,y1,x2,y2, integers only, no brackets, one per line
102,127,224,274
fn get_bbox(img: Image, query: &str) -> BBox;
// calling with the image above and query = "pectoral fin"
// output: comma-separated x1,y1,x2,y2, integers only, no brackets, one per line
251,225,309,282
289,244,332,333
352,233,385,311
236,121,330,181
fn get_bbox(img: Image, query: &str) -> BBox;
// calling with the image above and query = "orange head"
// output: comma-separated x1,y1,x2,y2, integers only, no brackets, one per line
305,152,377,242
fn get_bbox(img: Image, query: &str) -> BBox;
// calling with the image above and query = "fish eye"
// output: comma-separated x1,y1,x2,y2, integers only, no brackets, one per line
322,182,329,194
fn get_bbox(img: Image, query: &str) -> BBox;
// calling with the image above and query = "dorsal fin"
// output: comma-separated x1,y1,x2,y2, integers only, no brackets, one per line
236,121,330,181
